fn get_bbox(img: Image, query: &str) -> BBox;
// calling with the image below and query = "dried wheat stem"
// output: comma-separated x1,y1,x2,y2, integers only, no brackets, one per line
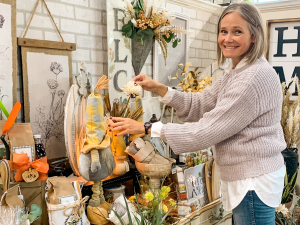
155,36,167,65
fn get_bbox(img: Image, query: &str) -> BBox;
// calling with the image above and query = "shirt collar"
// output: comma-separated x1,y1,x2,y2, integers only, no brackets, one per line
224,57,249,74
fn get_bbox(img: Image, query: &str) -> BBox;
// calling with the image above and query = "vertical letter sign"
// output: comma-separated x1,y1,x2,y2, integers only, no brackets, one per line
107,0,133,102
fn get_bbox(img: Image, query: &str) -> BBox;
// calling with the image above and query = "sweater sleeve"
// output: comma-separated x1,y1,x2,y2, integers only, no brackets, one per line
160,80,258,154
167,76,222,122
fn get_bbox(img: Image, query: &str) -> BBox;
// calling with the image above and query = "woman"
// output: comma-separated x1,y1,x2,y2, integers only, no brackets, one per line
109,3,286,224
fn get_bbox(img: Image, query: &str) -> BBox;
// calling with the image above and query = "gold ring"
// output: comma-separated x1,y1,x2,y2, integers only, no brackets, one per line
121,126,123,130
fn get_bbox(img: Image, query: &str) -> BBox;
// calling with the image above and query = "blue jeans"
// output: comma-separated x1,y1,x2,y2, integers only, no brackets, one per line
232,191,275,225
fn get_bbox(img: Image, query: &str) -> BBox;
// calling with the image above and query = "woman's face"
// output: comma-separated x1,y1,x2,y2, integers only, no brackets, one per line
218,12,255,67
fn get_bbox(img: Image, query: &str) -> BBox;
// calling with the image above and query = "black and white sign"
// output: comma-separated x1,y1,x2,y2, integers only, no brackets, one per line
268,19,300,98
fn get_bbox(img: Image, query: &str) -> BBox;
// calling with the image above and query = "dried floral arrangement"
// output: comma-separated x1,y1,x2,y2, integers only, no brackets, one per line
171,62,213,93
103,82,144,121
122,0,188,64
281,78,300,148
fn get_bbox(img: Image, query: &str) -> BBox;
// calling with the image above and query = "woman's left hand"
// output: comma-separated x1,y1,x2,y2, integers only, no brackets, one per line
109,117,145,136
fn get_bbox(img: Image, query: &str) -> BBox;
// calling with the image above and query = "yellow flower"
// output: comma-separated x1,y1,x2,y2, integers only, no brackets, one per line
159,186,171,199
161,186,171,193
159,203,168,213
169,199,177,207
159,191,168,199
145,192,154,202
128,196,136,202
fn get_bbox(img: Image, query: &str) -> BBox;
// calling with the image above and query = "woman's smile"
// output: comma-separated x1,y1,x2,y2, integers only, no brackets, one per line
218,12,255,68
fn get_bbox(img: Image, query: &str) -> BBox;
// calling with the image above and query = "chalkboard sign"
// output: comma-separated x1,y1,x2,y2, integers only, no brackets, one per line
153,12,190,91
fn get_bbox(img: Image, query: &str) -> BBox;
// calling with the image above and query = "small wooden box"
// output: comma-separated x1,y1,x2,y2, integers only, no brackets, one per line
0,180,48,225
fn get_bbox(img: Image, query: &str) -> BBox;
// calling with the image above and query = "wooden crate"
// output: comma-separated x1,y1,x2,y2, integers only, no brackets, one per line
0,180,48,225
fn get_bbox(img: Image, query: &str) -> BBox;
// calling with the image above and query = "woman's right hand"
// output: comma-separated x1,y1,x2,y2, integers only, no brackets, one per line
133,73,168,97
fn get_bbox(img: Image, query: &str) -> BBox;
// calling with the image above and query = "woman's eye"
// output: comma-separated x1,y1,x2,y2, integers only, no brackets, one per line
235,30,242,34
220,30,227,34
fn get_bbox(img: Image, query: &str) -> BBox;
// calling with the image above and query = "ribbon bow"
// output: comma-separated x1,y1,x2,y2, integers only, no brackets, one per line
63,196,90,221
9,153,49,182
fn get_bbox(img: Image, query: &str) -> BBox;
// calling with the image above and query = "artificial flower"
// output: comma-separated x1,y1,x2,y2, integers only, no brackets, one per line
128,196,136,202
159,203,168,213
169,199,176,207
276,204,289,216
161,186,171,193
122,81,142,97
159,191,168,199
145,192,154,201
131,18,137,27
159,186,171,199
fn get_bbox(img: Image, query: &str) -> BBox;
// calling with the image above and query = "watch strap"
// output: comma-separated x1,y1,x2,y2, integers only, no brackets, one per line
144,122,152,135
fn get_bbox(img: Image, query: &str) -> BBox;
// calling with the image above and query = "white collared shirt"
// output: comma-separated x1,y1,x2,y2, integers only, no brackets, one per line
151,58,285,211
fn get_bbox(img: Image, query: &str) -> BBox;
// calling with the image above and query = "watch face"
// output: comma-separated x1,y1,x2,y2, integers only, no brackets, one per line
145,122,151,128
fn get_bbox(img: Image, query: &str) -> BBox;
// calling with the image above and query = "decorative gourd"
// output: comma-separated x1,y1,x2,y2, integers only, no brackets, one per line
22,168,39,183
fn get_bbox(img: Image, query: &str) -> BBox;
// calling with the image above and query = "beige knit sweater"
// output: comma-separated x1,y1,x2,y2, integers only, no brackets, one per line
160,57,286,182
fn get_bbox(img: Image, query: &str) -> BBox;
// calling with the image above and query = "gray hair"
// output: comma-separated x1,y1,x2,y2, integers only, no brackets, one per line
217,3,266,66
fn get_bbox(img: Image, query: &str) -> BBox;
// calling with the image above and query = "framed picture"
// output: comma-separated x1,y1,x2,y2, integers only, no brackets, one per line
0,0,17,120
13,145,35,162
153,12,190,93
19,39,76,160
266,18,300,99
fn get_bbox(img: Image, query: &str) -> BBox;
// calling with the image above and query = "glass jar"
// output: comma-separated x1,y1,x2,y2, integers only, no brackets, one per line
33,134,46,159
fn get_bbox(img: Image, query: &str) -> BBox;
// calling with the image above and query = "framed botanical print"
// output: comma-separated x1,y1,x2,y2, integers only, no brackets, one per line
20,43,74,160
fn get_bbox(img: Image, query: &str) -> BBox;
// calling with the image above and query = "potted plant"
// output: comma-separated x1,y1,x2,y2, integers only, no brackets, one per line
121,0,188,75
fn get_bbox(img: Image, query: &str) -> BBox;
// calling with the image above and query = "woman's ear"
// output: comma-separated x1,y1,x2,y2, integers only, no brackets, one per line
251,34,256,43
